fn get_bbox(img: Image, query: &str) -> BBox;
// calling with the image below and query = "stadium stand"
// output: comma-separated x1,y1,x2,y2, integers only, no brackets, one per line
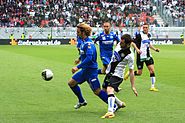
154,0,185,27
0,0,168,28
0,0,184,39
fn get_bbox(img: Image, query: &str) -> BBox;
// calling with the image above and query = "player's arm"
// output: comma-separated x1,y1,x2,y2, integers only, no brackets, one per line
129,69,138,96
72,55,92,74
74,57,80,65
114,33,120,44
149,44,160,52
131,42,141,54
94,34,100,44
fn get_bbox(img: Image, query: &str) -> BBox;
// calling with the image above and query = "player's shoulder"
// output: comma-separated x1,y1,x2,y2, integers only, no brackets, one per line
84,39,94,46
148,32,152,38
110,31,117,36
99,31,105,36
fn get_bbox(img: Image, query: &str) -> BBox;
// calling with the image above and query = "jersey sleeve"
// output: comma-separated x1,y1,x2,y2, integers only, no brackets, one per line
114,33,120,43
94,33,101,43
127,55,134,70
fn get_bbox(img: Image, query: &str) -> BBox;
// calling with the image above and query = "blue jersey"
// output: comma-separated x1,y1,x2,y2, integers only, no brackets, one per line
95,31,120,65
77,37,98,69
95,31,119,55
76,36,83,49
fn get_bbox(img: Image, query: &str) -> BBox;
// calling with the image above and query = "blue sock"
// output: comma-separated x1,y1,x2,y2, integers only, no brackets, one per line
98,90,108,103
70,85,85,103
98,69,102,74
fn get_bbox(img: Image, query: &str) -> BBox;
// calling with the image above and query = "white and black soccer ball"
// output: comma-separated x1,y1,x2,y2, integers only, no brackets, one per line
41,69,53,81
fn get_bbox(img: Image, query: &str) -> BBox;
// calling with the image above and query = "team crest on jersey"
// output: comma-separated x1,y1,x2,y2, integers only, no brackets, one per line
102,36,106,40
110,36,113,39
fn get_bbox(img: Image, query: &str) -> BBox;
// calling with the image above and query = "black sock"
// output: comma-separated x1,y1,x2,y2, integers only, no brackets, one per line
134,71,138,76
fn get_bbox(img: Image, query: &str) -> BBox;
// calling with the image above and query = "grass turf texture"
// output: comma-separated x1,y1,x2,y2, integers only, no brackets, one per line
0,45,184,123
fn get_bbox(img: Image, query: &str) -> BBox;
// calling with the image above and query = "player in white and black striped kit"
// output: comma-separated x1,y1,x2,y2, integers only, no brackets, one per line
134,23,160,92
101,34,139,119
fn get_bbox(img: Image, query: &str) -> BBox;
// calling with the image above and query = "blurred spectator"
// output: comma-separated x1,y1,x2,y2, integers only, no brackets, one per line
21,33,25,39
47,34,52,39
0,0,183,27
9,33,14,40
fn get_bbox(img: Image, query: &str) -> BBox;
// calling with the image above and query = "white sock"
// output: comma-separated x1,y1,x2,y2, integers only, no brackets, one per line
151,76,156,88
115,96,122,106
108,96,115,113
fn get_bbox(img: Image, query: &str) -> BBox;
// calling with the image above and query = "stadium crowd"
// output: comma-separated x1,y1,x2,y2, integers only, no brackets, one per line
0,0,161,28
161,0,184,25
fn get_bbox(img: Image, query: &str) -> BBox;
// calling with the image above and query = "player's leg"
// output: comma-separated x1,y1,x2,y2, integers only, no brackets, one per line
107,87,116,113
87,69,108,103
88,73,119,115
102,76,124,119
90,79,108,103
124,71,130,80
98,57,109,74
68,70,87,109
102,73,111,92
109,76,126,109
146,58,158,91
115,96,126,109
134,56,144,76
101,86,115,119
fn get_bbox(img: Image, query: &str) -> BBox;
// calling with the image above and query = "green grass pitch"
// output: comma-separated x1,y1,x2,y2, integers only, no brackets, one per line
0,45,185,123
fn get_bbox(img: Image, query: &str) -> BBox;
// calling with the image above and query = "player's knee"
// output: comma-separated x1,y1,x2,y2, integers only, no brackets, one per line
101,69,106,74
93,88,101,95
149,70,155,74
68,79,77,87
106,86,114,94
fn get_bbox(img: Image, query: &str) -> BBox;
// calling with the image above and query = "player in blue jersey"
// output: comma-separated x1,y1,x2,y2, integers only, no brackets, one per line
68,23,111,110
133,25,141,39
95,22,120,74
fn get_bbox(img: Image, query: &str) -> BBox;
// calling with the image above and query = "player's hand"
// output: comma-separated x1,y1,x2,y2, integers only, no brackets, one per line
132,87,138,96
72,67,79,74
74,59,80,65
155,48,160,52
136,49,142,54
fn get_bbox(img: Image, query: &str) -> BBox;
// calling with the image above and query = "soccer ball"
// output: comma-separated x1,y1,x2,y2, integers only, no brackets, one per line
41,69,53,81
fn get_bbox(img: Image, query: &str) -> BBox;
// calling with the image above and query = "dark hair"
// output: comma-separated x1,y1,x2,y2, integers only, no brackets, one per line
121,34,133,44
143,23,149,26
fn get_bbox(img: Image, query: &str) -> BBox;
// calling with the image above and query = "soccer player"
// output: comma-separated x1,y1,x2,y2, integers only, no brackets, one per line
101,34,138,119
133,25,141,39
134,23,160,91
124,25,141,81
95,21,120,74
68,23,110,109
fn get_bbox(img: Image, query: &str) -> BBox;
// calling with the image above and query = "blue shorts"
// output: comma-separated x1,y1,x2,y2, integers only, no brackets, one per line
101,56,111,65
72,68,100,91
100,51,112,65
